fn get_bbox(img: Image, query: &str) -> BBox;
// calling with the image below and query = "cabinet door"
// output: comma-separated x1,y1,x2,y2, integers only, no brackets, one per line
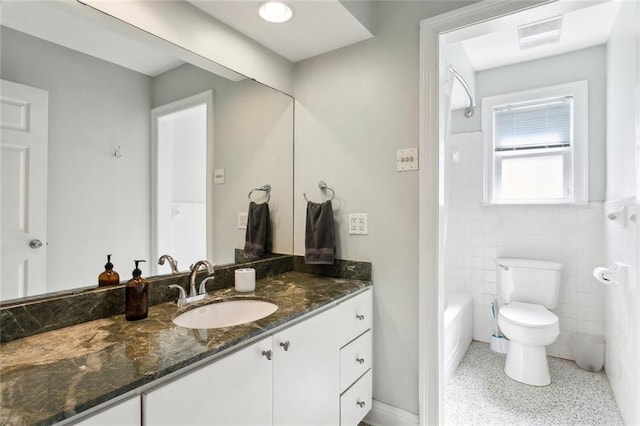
73,396,140,426
143,336,272,425
272,308,340,426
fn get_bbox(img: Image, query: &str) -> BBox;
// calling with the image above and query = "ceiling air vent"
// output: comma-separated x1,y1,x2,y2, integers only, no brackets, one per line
517,16,562,50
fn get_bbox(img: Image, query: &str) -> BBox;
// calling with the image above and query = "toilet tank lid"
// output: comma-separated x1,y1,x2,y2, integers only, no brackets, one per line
497,258,563,270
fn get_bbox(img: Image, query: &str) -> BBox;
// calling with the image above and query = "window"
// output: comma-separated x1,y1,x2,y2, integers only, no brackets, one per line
482,81,588,205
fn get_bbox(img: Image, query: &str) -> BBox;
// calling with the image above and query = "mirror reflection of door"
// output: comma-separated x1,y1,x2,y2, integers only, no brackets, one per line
151,91,213,274
0,79,48,300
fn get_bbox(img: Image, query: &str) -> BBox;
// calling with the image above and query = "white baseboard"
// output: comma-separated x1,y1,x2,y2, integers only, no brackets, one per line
363,399,419,426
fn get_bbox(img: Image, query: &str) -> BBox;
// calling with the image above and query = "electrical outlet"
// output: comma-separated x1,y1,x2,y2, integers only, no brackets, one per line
238,212,248,230
396,147,418,171
349,213,368,235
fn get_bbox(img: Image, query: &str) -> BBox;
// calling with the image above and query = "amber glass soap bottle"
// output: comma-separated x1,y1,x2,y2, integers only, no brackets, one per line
98,254,120,287
125,260,148,321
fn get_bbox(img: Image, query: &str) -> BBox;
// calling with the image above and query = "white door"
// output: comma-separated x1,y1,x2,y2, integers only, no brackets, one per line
0,79,48,300
151,91,213,274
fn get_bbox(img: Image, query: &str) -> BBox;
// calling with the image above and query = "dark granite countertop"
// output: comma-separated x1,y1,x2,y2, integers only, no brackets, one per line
0,271,371,425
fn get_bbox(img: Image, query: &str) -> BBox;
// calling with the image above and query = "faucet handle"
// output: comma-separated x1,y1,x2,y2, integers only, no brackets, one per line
199,277,215,295
168,284,188,307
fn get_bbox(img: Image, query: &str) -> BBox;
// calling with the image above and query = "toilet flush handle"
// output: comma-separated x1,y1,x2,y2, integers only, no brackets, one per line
498,264,509,271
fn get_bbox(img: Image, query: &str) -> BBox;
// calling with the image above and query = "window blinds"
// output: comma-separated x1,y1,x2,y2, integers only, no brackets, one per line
494,96,572,151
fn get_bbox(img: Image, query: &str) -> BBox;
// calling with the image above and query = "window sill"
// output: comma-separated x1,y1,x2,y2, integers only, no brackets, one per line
480,201,590,207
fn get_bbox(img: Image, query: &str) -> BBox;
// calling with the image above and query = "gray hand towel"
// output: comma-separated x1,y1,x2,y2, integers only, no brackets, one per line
244,201,271,259
305,200,335,264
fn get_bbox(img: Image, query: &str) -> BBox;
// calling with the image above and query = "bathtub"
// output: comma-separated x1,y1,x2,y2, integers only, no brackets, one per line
444,292,473,385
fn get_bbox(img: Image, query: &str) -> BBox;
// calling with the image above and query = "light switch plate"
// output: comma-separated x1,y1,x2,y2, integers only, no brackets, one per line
214,168,225,184
396,147,418,171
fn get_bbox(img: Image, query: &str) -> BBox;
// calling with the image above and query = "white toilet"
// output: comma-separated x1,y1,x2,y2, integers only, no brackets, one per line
496,258,563,386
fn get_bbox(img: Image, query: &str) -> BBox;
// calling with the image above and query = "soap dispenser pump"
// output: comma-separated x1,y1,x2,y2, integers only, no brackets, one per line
125,260,148,321
98,254,120,287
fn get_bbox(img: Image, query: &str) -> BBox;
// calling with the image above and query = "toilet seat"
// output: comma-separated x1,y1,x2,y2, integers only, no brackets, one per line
499,302,558,328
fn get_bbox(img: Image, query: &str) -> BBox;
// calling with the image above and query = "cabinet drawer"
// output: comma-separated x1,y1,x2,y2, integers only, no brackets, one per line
337,289,372,347
340,369,372,426
340,330,372,393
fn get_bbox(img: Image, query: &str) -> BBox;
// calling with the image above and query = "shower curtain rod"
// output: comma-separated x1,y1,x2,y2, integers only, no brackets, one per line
446,64,475,118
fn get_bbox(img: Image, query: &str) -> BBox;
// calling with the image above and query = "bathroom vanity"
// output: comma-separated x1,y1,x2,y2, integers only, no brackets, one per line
0,272,372,426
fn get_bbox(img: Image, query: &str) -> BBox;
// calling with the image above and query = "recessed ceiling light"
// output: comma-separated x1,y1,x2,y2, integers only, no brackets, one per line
258,1,294,24
518,16,562,50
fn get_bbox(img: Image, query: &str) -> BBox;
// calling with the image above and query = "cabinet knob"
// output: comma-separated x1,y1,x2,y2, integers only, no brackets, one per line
357,401,366,408
356,314,365,321
356,357,365,364
279,340,290,351
262,350,272,360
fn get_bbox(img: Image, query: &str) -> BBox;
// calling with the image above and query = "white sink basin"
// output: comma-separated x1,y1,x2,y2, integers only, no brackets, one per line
173,300,278,329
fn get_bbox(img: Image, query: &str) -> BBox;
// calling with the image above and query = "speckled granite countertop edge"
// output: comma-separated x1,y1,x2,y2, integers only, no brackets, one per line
0,272,371,426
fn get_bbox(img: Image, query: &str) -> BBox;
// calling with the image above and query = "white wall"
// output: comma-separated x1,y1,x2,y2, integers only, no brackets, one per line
445,132,605,360
1,27,151,292
604,0,639,423
451,46,607,202
293,0,475,415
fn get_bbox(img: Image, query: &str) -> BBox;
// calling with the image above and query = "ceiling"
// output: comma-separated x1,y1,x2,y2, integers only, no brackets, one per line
187,0,374,63
1,0,373,79
1,0,185,77
457,0,622,72
446,0,622,110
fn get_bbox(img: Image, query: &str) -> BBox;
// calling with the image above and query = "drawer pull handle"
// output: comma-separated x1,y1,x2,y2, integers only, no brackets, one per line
357,401,366,408
356,357,365,364
262,350,273,360
356,314,365,321
280,341,290,351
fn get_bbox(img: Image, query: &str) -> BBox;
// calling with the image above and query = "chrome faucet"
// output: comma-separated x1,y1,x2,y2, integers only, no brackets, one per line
189,260,214,297
169,260,214,307
158,255,179,274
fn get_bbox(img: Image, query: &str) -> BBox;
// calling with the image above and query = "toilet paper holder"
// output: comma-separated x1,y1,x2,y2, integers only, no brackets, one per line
593,262,629,287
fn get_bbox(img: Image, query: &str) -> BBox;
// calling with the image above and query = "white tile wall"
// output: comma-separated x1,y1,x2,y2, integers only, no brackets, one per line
603,199,638,425
444,132,605,360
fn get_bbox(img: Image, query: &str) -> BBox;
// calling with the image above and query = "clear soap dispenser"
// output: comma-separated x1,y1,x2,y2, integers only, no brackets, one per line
125,260,148,321
98,254,120,287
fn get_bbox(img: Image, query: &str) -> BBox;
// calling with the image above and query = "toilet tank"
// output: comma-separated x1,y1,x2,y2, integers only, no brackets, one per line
496,258,563,309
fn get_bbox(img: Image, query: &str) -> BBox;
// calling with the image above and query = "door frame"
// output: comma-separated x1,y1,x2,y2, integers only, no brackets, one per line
417,1,555,424
150,90,214,274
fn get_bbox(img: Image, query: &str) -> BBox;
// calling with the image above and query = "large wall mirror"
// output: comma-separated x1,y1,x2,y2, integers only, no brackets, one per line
0,1,294,303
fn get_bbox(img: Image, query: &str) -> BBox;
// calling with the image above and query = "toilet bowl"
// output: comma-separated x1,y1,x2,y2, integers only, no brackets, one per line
498,302,559,386
496,258,563,386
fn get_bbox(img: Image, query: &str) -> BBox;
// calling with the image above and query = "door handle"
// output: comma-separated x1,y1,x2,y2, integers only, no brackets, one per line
29,239,43,249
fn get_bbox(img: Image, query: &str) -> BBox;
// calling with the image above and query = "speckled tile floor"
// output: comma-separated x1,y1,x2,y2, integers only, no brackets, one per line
445,341,624,426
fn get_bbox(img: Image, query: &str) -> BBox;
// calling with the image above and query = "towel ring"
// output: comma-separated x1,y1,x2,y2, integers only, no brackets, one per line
303,181,335,202
248,184,271,203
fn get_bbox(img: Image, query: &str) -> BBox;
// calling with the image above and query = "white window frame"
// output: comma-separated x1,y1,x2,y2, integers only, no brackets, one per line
482,81,589,205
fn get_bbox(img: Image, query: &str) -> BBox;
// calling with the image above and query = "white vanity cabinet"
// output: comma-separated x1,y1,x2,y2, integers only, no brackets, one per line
143,336,273,425
337,289,373,426
106,288,372,426
72,396,140,426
